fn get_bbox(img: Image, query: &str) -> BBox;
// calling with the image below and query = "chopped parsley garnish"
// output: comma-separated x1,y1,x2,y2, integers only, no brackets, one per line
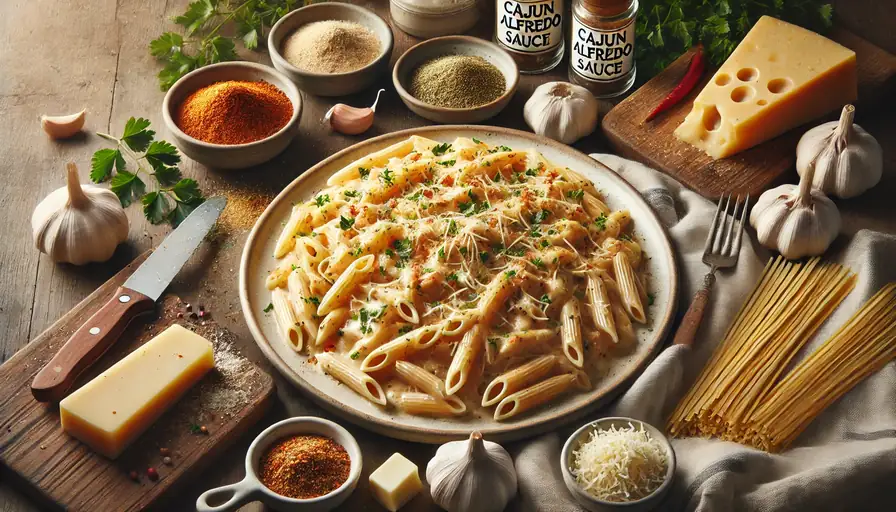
504,270,517,280
423,267,434,274
487,338,499,349
351,246,364,257
619,233,633,242
647,293,655,306
525,168,538,177
446,272,459,282
539,294,552,304
472,137,482,144
497,145,513,152
380,168,394,186
263,303,273,313
531,257,545,269
314,194,330,207
398,325,413,334
595,213,608,230
431,142,452,156
492,242,505,252
392,238,413,261
459,247,469,256
303,296,321,306
350,351,360,360
339,215,355,230
438,246,446,260
566,189,585,201
505,247,526,257
458,190,490,217
291,264,298,271
540,239,550,248
439,159,456,166
530,229,542,238
384,248,395,258
358,167,370,179
429,301,440,307
343,189,360,198
447,219,458,235
407,190,423,201
493,173,501,182
479,251,490,263
358,305,388,335
530,209,549,225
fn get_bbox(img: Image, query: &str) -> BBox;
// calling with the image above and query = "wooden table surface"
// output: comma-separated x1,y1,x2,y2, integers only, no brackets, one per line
1,1,893,511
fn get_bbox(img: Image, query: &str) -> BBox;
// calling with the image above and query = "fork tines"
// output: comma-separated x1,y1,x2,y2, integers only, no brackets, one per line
703,194,750,267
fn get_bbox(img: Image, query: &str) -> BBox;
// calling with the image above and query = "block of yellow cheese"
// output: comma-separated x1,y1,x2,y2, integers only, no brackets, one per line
674,16,856,159
369,453,423,511
59,324,214,459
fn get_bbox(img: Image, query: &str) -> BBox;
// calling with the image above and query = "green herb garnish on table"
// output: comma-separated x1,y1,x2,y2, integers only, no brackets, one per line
150,0,320,90
635,0,833,78
92,117,205,226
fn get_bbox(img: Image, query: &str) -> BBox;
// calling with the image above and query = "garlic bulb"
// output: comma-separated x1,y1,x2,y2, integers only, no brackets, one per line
796,104,882,198
750,156,840,260
524,82,598,144
426,432,517,512
32,162,129,265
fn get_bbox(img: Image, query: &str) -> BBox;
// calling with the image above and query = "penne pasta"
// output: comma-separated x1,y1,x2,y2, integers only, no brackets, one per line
317,352,387,406
391,391,467,417
586,272,619,343
445,324,483,395
494,373,585,421
561,298,585,367
614,252,646,323
482,354,558,407
271,288,303,352
265,136,649,419
317,254,375,316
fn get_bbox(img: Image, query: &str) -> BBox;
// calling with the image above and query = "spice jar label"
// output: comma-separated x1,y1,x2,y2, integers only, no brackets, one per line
571,15,635,81
496,0,564,54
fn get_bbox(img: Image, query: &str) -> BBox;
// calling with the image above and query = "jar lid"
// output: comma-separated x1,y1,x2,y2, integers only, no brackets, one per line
392,0,477,15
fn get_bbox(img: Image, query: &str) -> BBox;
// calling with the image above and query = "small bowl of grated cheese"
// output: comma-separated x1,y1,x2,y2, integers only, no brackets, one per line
561,417,675,511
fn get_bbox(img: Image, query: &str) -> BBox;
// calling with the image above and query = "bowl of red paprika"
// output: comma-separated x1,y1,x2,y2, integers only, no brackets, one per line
162,61,302,170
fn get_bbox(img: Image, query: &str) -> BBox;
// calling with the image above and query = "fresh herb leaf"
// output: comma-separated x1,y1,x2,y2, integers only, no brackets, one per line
350,351,360,360
446,272,459,282
111,171,147,208
595,213,608,230
619,233,633,242
504,270,517,280
525,168,538,177
304,296,321,306
152,164,182,187
539,294,552,304
141,191,170,224
339,215,355,230
358,167,371,179
380,168,394,186
566,189,585,201
398,325,413,334
90,148,125,182
263,303,274,313
423,267,434,274
497,145,513,152
447,219,458,235
531,257,545,269
459,247,468,256
344,189,359,198
431,142,452,156
392,238,413,261
438,160,456,166
647,293,656,306
314,194,330,207
531,209,549,225
479,251,489,263
120,117,154,152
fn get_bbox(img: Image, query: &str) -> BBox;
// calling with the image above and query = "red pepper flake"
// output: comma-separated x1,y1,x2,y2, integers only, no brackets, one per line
388,198,398,209
198,310,206,319
409,152,421,161
422,189,433,199
147,467,159,481
323,343,336,353
441,175,454,187
349,204,359,216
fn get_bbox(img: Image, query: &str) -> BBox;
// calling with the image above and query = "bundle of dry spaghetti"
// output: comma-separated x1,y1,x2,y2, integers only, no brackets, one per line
667,257,857,445
744,283,896,451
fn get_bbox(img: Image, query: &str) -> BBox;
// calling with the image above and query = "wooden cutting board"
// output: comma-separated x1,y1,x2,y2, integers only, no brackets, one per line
601,27,896,199
0,251,275,511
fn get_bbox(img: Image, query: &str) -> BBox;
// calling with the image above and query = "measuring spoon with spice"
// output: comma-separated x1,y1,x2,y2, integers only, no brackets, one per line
196,417,362,512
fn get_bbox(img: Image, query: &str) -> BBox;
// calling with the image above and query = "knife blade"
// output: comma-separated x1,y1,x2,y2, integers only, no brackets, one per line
31,197,226,402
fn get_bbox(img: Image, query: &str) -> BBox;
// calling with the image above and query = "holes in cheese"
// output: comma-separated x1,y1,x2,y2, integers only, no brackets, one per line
674,15,857,159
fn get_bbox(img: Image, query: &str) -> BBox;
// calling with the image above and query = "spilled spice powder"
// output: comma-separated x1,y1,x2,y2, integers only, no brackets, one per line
259,435,350,499
175,80,292,145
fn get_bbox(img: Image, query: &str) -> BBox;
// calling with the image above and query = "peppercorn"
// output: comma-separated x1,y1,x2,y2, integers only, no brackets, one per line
147,467,159,481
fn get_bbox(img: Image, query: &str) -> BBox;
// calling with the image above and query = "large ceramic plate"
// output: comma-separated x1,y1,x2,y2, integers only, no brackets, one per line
240,126,678,443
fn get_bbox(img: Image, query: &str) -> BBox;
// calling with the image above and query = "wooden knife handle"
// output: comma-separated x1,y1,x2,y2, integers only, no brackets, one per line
31,286,155,402
672,272,715,347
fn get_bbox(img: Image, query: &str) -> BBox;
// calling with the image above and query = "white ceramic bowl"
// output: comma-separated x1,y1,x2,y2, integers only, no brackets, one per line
196,417,362,512
162,61,302,170
561,417,676,512
393,35,519,124
268,3,394,97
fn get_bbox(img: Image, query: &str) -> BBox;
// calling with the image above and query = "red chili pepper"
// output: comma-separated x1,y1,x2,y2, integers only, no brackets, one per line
645,45,706,122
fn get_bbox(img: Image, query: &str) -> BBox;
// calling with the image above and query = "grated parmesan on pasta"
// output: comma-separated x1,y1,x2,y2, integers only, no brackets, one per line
571,423,667,502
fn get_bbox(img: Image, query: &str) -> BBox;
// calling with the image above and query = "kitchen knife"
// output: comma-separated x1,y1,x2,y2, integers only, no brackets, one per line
31,196,226,402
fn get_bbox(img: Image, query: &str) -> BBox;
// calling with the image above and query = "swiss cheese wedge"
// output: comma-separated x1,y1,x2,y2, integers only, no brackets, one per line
674,16,856,159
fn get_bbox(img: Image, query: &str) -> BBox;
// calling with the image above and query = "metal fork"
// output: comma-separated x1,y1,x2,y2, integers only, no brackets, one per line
672,194,750,346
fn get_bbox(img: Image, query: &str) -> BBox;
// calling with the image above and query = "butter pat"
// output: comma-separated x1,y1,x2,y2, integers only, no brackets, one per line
369,453,423,511
60,324,214,459
674,16,856,159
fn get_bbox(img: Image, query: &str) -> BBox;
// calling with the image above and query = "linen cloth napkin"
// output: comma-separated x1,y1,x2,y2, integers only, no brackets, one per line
510,154,896,512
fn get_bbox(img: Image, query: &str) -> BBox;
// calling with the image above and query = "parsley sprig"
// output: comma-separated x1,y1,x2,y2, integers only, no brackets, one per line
92,118,204,226
150,0,312,90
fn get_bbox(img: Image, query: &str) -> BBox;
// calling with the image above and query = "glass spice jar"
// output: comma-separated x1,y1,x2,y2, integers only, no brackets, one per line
495,0,565,74
569,0,638,97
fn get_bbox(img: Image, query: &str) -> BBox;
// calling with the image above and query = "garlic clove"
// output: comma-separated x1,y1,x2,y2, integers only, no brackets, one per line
325,89,384,135
41,110,86,139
